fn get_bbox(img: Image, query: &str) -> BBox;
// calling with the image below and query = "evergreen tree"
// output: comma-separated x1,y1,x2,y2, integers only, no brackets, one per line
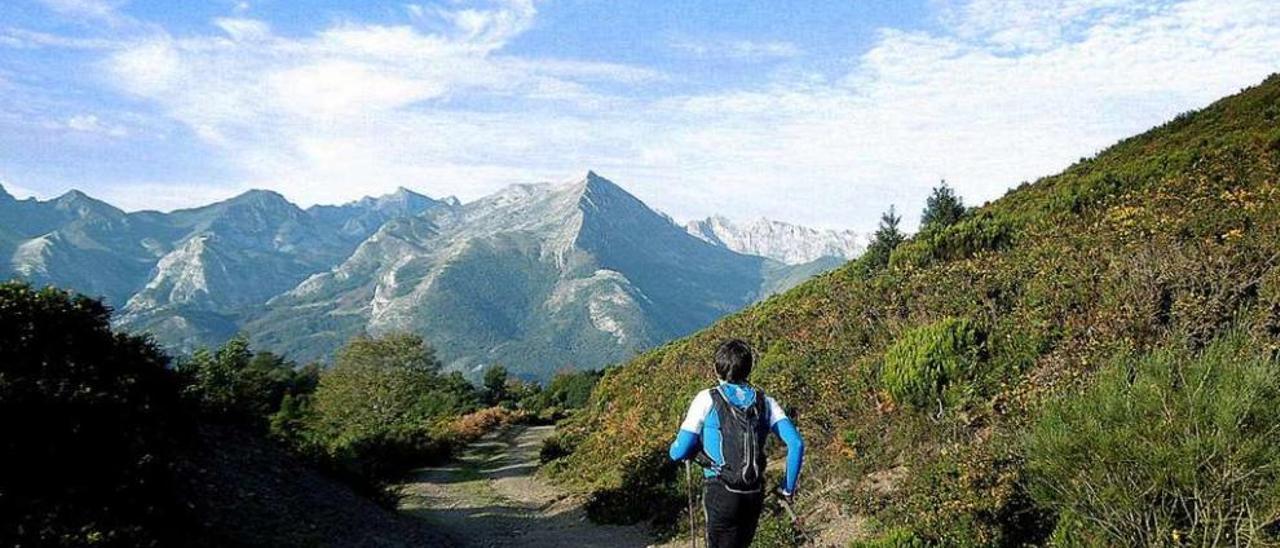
179,337,315,423
861,205,905,273
483,365,510,406
920,179,966,231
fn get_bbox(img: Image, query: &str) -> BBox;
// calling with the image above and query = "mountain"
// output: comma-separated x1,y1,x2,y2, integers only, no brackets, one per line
1,174,850,380
117,188,455,352
2,189,176,305
0,185,448,353
247,172,826,379
116,190,355,349
551,76,1280,543
307,187,457,239
684,215,862,264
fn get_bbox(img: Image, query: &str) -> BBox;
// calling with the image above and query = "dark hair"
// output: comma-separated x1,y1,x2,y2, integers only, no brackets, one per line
714,339,753,383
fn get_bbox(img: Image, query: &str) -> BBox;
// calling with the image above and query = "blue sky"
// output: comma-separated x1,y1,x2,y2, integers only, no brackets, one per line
1,0,1278,231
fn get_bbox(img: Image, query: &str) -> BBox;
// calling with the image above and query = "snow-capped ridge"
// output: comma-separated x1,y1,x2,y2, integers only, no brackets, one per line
685,215,863,264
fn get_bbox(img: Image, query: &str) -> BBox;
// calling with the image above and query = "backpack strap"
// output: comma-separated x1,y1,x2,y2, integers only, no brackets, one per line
699,389,730,474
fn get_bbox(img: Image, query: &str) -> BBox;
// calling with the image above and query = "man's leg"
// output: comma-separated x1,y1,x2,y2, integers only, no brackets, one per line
704,480,766,548
703,479,742,548
731,489,765,547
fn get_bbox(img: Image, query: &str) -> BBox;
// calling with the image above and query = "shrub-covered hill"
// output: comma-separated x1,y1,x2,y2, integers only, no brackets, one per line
549,74,1280,544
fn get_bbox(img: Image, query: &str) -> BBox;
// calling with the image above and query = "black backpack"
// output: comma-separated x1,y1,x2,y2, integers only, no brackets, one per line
703,387,770,493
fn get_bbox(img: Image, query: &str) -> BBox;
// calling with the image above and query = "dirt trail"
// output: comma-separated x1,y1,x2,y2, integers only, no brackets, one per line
398,425,673,547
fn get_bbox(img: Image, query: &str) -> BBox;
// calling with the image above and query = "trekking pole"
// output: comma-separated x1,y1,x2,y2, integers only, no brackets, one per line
773,487,814,545
684,460,697,548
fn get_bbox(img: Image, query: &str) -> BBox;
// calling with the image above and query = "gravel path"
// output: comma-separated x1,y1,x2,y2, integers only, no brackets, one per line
398,425,671,548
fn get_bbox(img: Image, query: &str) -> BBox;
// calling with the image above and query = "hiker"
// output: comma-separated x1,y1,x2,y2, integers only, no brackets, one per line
669,339,805,548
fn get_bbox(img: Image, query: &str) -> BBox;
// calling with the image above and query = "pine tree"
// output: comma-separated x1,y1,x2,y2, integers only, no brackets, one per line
861,205,905,273
483,365,510,406
920,179,966,231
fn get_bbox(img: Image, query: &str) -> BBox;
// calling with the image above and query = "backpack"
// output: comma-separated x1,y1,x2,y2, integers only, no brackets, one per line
703,386,770,493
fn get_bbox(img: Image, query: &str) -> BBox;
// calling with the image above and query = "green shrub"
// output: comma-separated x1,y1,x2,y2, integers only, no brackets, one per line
752,510,801,547
584,449,681,526
0,283,186,546
880,318,983,408
851,527,927,548
306,334,476,485
890,212,1015,270
178,337,319,426
1025,330,1280,546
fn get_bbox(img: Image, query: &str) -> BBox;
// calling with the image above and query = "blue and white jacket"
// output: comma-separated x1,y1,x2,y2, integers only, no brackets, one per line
668,382,805,495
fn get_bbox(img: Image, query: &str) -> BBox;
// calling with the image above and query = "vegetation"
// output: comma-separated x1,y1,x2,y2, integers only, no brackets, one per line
0,276,605,545
303,334,477,483
0,283,185,546
177,336,319,425
879,317,983,409
551,74,1280,544
920,179,967,231
1026,331,1280,545
857,205,906,275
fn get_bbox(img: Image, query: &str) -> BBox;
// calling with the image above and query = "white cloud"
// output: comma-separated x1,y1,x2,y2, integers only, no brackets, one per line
63,114,128,137
0,27,117,49
39,0,122,21
637,0,1280,229
214,18,271,42
0,175,44,200
670,38,803,60
51,0,1280,229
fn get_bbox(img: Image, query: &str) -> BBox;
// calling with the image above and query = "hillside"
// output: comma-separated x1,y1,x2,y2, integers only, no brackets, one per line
550,75,1280,544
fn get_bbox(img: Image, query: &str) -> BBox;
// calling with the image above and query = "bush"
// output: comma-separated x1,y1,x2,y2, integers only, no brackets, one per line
890,212,1015,270
752,509,801,547
178,337,318,426
0,283,186,546
446,406,522,443
584,449,681,526
851,528,927,548
880,318,983,408
307,334,472,481
1025,330,1280,545
539,433,574,464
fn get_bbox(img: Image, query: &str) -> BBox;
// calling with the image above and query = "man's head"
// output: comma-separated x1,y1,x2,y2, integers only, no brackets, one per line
714,339,754,383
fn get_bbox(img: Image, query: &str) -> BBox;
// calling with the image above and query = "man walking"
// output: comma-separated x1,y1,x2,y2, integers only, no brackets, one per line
669,339,805,548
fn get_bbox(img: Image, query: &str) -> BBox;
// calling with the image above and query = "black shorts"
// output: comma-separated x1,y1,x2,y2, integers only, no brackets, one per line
703,477,765,548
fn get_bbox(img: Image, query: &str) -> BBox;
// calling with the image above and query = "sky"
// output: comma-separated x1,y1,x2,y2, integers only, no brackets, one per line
1,0,1278,231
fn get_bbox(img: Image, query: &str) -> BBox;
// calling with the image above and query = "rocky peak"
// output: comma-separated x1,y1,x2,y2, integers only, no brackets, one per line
52,189,124,219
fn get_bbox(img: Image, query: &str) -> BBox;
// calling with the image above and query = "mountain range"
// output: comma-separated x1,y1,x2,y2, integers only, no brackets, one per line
0,172,853,380
684,215,862,264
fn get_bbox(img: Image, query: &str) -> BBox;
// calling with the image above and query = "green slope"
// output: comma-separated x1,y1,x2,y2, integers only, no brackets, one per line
550,74,1280,543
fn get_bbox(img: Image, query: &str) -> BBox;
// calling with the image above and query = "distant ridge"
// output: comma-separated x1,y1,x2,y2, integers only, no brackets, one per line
0,172,853,380
685,215,863,264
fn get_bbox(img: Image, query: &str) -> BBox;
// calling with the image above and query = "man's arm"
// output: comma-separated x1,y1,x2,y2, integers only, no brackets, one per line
772,418,805,495
669,390,712,461
767,396,805,495
669,429,700,461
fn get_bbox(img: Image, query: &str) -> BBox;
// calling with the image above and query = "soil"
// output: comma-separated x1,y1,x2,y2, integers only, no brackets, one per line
397,424,675,547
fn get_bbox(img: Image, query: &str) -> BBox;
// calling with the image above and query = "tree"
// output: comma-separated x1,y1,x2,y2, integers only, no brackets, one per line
178,337,315,424
0,282,184,546
860,205,906,273
483,365,509,406
306,333,473,479
309,334,441,444
920,179,966,231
